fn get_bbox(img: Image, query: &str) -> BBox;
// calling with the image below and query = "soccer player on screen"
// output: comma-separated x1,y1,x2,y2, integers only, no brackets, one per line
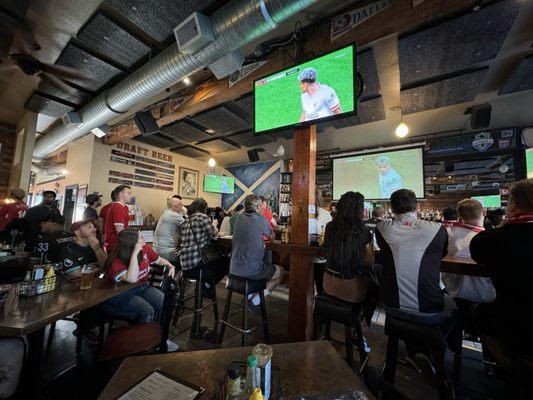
376,156,403,198
298,68,342,122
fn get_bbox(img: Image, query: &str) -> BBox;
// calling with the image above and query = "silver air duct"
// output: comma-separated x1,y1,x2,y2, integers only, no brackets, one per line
33,0,316,159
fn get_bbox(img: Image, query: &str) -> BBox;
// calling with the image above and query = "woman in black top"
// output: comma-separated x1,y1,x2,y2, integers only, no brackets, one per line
322,191,374,303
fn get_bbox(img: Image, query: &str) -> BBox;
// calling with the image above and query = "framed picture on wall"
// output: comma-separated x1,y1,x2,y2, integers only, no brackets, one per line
179,167,199,199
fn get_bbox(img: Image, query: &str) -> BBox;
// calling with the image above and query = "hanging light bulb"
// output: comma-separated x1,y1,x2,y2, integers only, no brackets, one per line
208,157,216,168
395,122,409,138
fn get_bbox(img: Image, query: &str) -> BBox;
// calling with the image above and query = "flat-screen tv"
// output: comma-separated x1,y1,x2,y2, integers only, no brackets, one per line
526,148,533,179
254,44,355,133
203,175,235,194
471,195,501,208
333,146,425,200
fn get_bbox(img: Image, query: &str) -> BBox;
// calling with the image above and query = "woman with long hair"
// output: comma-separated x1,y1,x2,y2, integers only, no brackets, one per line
322,191,374,303
102,229,175,324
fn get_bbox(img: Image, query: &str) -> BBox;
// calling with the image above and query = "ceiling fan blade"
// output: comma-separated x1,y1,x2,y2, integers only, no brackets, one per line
40,63,92,83
39,72,77,95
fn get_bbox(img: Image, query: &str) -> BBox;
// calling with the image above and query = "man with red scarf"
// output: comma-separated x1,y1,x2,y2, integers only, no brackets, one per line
470,178,533,370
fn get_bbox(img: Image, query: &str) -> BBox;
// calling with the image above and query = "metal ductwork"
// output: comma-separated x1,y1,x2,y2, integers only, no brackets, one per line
33,0,316,159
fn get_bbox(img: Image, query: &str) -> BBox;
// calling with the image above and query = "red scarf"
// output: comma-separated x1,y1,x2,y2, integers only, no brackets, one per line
453,221,484,233
505,214,533,225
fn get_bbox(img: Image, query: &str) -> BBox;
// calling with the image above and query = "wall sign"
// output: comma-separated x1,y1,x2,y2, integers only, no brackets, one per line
330,0,396,41
426,128,516,156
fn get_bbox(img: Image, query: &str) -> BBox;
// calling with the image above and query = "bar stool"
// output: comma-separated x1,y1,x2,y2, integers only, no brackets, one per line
381,313,453,400
218,274,269,346
313,294,369,375
172,268,219,338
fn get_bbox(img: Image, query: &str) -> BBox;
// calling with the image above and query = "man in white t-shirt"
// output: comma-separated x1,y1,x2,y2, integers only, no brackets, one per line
298,68,342,122
153,197,184,265
442,199,496,303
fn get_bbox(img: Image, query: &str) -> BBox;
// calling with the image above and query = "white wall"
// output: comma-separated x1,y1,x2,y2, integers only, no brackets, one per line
89,139,222,218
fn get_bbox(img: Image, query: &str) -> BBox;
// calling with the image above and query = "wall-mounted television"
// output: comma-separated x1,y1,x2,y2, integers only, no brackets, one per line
333,145,425,201
526,148,533,179
254,44,355,134
471,195,501,208
203,175,235,194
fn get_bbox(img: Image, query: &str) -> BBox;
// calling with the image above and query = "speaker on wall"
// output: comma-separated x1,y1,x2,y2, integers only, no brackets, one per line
134,110,160,136
470,103,492,129
247,149,260,162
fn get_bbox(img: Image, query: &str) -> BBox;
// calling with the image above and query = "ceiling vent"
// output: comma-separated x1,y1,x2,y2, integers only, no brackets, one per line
174,12,214,54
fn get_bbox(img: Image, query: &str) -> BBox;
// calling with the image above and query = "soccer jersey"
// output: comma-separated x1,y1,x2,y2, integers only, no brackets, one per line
301,84,340,121
376,214,448,314
379,168,403,198
104,202,130,251
108,245,158,283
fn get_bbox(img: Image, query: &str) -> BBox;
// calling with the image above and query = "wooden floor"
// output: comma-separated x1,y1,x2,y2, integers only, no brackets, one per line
39,283,506,400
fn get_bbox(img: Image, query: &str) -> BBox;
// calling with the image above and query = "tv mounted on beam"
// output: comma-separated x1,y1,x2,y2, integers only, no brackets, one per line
253,44,356,134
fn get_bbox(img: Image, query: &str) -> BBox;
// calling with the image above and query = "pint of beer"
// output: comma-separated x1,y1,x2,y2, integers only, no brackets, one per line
80,265,94,290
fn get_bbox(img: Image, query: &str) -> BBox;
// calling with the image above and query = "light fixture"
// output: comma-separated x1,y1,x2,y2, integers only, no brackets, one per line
183,77,191,85
61,169,68,176
91,124,110,138
395,122,409,138
208,157,216,168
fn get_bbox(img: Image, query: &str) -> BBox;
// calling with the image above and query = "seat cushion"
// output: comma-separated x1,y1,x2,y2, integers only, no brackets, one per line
314,294,362,326
226,274,266,295
99,323,162,361
385,314,444,349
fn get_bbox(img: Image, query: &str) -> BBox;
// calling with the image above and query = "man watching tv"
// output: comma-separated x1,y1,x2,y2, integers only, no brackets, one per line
104,185,132,252
298,67,342,122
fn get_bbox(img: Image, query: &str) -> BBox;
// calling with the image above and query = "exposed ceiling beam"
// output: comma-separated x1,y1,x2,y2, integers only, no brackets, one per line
104,0,478,145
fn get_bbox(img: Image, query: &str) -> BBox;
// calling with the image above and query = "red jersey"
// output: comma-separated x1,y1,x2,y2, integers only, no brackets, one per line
0,200,28,230
108,245,158,282
99,203,112,225
104,202,130,251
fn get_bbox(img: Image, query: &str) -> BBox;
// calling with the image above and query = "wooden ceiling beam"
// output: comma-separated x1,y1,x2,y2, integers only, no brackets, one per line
104,0,477,145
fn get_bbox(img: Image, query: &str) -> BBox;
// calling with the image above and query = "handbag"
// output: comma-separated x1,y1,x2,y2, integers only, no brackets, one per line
190,218,223,265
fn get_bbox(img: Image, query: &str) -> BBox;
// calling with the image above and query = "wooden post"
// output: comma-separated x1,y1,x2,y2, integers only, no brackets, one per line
287,125,316,341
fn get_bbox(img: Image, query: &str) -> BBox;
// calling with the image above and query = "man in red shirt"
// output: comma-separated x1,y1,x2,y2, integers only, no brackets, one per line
0,188,28,231
104,185,132,252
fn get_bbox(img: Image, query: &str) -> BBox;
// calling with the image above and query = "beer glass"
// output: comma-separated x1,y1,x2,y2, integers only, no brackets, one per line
80,265,94,290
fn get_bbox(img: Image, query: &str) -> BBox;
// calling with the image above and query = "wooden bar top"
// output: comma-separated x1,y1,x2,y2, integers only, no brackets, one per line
0,278,141,337
98,341,373,399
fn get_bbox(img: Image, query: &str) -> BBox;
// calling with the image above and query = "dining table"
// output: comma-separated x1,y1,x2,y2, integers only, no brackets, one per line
98,340,374,399
0,277,141,396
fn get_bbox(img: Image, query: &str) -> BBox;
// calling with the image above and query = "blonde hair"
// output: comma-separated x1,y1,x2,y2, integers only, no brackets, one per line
457,199,483,221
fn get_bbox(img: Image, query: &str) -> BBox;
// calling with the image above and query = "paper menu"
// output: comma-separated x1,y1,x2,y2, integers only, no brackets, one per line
119,371,200,400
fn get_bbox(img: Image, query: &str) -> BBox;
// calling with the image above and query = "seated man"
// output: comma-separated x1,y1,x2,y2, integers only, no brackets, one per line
470,179,533,369
376,189,453,377
442,199,495,303
153,197,184,265
35,214,74,262
58,219,107,278
230,195,284,309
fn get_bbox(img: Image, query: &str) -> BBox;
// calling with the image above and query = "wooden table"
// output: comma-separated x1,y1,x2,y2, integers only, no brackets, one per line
0,278,141,396
440,255,488,277
98,341,373,399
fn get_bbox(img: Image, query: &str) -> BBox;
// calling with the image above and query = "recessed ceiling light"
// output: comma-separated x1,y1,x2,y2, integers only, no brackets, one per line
206,129,215,134
183,77,191,85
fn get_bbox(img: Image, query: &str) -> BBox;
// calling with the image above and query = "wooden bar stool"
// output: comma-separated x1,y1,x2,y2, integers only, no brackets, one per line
313,294,369,375
382,313,453,400
218,274,269,347
172,268,219,338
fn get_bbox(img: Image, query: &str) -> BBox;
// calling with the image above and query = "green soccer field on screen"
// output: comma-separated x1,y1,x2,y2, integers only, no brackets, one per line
254,46,355,133
526,148,533,179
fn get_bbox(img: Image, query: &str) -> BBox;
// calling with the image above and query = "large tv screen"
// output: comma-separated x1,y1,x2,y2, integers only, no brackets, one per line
527,148,533,179
254,45,355,133
333,146,425,200
203,175,235,194
471,195,501,208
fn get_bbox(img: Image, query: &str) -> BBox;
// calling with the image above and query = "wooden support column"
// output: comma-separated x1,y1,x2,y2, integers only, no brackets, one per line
287,125,316,342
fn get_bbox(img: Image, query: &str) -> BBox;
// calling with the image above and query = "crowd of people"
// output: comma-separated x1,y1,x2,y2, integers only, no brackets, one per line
1,178,531,386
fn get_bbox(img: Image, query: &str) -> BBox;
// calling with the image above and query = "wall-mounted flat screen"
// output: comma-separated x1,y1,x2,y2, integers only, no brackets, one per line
203,175,235,194
471,195,501,208
254,45,355,133
333,146,425,200
526,148,533,179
